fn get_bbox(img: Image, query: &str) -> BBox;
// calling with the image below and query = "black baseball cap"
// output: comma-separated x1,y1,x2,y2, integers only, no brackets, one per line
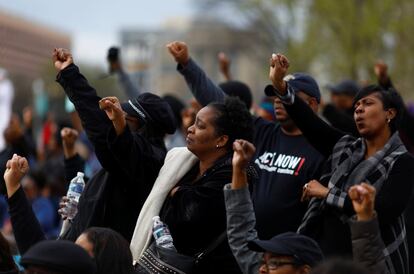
248,232,323,267
265,73,321,103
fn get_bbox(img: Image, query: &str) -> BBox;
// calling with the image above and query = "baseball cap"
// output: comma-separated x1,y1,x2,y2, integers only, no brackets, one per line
265,73,321,103
248,232,323,267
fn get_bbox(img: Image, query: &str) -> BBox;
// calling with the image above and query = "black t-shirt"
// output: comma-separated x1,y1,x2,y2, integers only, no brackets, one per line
252,117,325,239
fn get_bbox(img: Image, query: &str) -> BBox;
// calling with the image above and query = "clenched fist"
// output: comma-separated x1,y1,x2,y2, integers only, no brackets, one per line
61,127,79,158
348,183,376,221
52,48,73,71
232,139,256,171
166,41,190,66
269,53,290,94
4,154,29,198
99,97,126,135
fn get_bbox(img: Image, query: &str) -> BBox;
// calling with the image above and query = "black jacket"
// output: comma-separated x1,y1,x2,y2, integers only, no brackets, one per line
160,155,254,274
57,64,166,242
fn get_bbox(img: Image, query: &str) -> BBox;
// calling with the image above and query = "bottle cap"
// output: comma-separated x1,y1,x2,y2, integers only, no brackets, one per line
77,172,84,177
152,216,160,221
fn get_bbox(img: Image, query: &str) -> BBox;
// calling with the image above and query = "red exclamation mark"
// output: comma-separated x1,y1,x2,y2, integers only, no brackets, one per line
294,158,305,176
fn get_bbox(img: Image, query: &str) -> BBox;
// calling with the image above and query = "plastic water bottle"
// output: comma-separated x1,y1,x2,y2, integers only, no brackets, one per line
152,216,176,250
63,172,85,220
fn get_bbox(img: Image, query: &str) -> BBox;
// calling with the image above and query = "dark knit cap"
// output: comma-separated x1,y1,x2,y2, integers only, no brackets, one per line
20,240,96,274
121,93,177,134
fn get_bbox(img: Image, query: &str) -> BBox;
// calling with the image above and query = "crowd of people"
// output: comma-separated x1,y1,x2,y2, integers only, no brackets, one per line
0,40,413,274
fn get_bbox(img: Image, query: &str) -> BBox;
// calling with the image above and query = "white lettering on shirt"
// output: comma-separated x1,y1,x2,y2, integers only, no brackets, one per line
255,151,305,176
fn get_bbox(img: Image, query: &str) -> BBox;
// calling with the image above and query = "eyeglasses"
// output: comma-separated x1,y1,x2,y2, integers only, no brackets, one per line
261,259,299,271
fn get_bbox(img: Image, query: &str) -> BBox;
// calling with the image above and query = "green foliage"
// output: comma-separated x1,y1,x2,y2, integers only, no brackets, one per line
194,0,414,100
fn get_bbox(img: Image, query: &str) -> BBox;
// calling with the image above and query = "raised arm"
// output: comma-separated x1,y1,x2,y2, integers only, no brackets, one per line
218,52,232,81
322,104,359,137
267,53,345,157
167,41,226,106
375,61,394,90
348,183,390,274
116,69,141,99
61,127,85,186
53,48,120,172
4,154,45,254
107,47,141,99
224,140,261,274
99,96,166,184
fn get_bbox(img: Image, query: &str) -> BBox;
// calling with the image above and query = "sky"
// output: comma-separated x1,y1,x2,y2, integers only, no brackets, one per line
0,0,193,67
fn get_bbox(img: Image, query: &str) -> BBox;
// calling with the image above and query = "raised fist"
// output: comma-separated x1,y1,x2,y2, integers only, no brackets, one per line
52,48,73,71
348,183,376,221
218,52,232,81
232,139,256,170
61,127,79,147
99,97,124,122
4,154,29,197
374,60,388,81
166,41,190,66
61,127,79,158
269,53,290,91
99,96,126,135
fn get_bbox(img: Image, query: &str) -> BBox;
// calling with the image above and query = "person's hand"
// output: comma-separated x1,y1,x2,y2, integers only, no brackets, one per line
99,96,124,121
218,52,231,81
52,48,73,71
107,47,121,73
232,140,256,171
374,60,388,81
301,180,329,202
61,127,79,158
4,154,29,198
269,53,289,94
99,97,126,135
166,41,190,66
58,196,70,220
231,140,255,189
348,183,376,221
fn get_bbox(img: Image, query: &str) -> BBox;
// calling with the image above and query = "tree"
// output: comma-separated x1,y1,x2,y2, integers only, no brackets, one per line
193,0,414,100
